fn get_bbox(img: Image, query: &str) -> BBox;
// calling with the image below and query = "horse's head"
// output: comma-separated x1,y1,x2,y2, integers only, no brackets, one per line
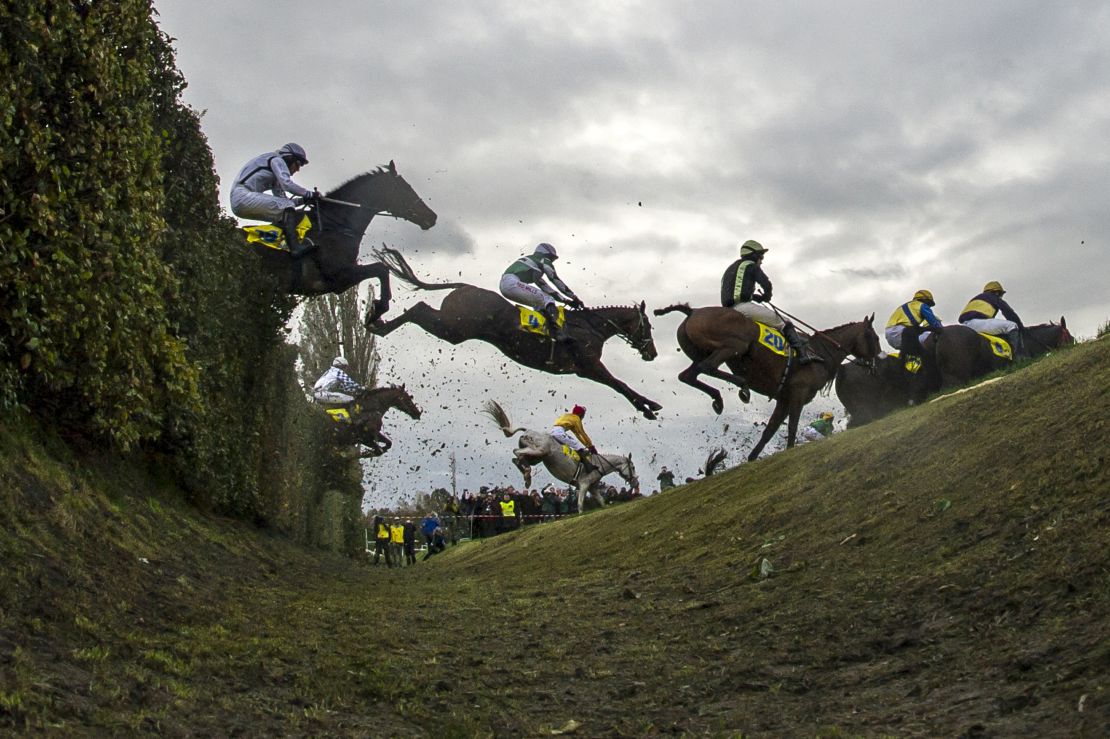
1056,316,1074,347
621,454,639,489
618,302,657,361
393,383,422,420
851,313,882,365
326,161,437,232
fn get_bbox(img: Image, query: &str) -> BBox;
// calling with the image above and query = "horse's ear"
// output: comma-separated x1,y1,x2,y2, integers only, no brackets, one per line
866,313,875,324
640,300,646,312
1060,316,1066,328
388,160,396,174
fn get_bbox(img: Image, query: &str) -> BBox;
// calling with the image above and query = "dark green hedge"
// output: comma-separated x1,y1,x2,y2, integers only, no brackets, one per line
0,1,361,552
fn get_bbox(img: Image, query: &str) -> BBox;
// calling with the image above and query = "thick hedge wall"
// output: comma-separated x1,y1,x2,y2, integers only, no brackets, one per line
0,1,361,552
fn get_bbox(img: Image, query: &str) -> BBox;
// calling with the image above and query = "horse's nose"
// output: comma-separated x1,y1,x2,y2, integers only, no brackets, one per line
422,213,437,230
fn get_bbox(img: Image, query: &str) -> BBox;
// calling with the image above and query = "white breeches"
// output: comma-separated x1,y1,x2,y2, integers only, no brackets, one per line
314,390,354,405
962,317,1017,335
731,302,784,329
885,325,934,350
800,426,824,443
230,186,294,222
550,426,586,452
500,274,552,310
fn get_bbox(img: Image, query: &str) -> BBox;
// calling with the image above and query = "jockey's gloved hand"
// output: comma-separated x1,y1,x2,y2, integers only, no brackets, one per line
588,445,598,454
751,293,766,303
567,298,585,310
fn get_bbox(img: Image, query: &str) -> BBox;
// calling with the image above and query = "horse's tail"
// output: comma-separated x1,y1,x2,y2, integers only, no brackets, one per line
481,400,526,437
703,448,728,477
653,303,693,317
373,246,468,291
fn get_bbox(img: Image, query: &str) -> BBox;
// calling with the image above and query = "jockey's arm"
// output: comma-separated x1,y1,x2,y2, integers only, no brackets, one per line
269,156,312,199
569,417,594,449
997,298,1024,328
334,369,364,395
541,262,580,304
753,269,773,303
920,303,944,329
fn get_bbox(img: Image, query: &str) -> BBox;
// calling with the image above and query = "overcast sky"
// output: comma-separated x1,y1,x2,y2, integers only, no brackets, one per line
154,1,1109,506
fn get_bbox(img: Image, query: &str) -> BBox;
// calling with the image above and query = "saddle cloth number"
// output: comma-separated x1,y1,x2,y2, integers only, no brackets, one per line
518,305,565,335
242,214,312,252
980,333,1013,360
888,350,922,374
756,323,789,357
561,444,581,463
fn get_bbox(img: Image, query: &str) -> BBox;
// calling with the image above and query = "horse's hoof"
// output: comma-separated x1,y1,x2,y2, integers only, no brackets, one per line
712,398,724,415
641,410,657,421
647,399,663,411
739,387,751,404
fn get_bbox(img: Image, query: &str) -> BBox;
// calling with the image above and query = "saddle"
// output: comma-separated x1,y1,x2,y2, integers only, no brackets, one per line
242,213,312,253
324,403,361,424
518,305,566,336
560,444,581,462
886,350,923,374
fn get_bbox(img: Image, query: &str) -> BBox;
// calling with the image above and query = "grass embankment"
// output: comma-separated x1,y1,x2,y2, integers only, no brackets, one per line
2,339,1108,736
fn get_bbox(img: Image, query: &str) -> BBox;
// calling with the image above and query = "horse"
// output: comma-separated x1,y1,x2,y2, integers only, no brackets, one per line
483,401,639,513
932,319,1073,387
245,162,437,318
369,247,664,419
654,304,880,460
835,354,915,427
325,384,421,457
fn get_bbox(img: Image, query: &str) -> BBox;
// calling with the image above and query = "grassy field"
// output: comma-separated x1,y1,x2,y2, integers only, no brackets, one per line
1,338,1108,736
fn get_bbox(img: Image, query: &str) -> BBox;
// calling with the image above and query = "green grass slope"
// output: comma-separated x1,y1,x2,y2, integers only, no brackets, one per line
1,338,1108,736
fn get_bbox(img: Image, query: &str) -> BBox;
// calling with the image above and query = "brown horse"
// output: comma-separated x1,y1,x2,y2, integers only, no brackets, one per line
369,248,663,419
932,319,1073,387
246,162,437,316
654,304,880,460
835,354,916,427
326,385,421,457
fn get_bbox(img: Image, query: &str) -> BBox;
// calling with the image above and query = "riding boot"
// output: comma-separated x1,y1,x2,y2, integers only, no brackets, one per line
281,208,316,258
577,450,597,475
783,322,823,365
1005,329,1025,358
543,303,572,343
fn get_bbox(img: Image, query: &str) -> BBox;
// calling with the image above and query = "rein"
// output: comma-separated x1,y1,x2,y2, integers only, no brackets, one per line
768,301,844,351
582,307,649,352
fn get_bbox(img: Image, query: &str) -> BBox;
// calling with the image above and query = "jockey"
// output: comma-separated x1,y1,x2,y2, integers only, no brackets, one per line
312,356,364,405
230,143,318,258
959,281,1025,355
550,405,598,475
720,240,821,364
500,243,584,343
801,411,835,442
885,289,944,353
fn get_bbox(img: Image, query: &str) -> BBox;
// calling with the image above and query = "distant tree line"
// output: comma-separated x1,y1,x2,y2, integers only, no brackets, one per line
0,1,362,553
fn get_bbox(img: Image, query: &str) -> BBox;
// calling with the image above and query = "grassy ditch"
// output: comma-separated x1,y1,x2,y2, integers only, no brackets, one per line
1,338,1108,736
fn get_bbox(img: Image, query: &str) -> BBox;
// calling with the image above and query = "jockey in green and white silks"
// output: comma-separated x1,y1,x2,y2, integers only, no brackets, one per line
230,143,317,257
500,243,583,341
312,356,364,405
720,240,821,364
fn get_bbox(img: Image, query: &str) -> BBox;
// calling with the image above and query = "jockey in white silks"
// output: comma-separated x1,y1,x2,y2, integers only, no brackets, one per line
499,243,583,342
550,405,598,474
313,356,364,405
230,143,317,257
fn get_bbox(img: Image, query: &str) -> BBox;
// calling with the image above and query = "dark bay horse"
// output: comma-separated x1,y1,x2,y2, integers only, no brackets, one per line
246,162,437,316
655,304,880,460
326,385,421,457
932,319,1073,387
370,248,663,419
835,354,915,427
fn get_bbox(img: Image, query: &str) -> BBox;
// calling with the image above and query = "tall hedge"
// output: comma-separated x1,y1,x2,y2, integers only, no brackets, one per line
0,1,362,551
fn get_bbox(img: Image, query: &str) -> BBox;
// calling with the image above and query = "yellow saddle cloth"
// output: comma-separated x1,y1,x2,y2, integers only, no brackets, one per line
980,333,1013,360
242,214,312,252
561,444,581,462
755,322,789,357
325,405,357,424
518,305,566,335
887,350,923,374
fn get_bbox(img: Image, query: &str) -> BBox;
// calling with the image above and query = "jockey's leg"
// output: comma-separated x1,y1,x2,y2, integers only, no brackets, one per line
782,322,823,364
280,207,315,259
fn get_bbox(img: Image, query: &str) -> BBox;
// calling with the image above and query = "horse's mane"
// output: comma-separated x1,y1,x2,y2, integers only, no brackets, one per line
329,165,392,194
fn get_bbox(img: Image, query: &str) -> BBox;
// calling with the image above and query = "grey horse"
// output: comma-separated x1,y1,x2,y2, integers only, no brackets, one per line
482,401,638,513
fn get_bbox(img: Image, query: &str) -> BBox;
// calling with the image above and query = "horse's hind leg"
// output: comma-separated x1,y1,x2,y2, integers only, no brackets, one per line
678,363,726,415
370,301,443,338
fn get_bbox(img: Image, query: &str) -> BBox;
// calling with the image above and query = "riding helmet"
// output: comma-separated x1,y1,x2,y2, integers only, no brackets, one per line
279,142,309,165
332,356,349,368
820,411,834,421
534,243,558,259
983,280,1005,294
740,239,767,258
572,404,586,417
913,289,935,305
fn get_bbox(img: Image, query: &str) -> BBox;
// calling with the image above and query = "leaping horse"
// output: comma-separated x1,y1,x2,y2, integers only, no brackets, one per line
482,400,639,513
370,248,663,419
324,385,422,457
244,162,437,319
655,304,880,460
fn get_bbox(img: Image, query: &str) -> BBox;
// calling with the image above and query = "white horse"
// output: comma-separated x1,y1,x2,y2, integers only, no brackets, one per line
482,401,638,513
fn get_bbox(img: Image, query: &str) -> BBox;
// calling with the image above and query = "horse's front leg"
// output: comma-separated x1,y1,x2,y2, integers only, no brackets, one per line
575,359,662,420
748,400,791,461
